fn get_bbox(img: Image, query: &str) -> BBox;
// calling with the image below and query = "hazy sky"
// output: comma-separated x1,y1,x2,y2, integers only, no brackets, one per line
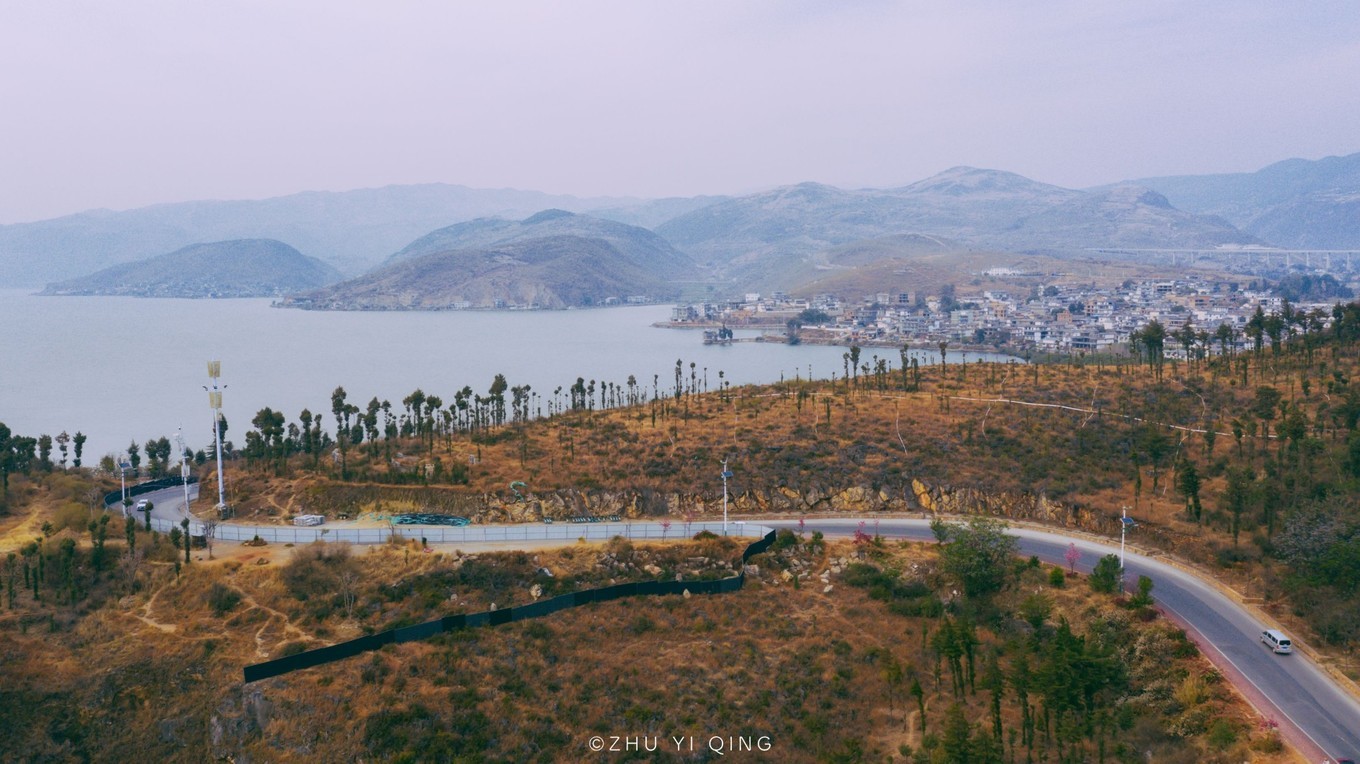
2,1,1357,223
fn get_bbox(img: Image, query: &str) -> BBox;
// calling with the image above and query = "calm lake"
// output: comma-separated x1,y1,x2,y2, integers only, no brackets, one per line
0,290,1013,461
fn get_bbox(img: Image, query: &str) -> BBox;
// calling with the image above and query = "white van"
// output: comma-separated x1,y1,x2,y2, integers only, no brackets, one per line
1261,629,1292,654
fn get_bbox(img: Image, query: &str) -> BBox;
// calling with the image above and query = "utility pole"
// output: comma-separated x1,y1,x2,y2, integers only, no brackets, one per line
206,361,228,517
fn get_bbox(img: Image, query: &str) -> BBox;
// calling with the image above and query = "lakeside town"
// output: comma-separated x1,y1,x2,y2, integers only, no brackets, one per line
667,270,1355,358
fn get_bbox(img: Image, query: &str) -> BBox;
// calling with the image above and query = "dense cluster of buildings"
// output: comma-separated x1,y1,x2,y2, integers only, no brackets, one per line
670,277,1346,356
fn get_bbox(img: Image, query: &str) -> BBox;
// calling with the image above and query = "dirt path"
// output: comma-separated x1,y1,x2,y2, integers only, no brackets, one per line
0,510,46,554
124,576,310,658
131,585,178,633
230,587,311,657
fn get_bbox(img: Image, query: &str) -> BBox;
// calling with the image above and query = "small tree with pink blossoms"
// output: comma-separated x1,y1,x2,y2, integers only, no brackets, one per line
660,519,672,541
853,521,872,558
1065,543,1081,573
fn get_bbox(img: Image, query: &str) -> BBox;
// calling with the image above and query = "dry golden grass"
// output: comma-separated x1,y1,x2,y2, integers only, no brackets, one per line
210,338,1360,684
1,333,1350,760
0,514,1292,762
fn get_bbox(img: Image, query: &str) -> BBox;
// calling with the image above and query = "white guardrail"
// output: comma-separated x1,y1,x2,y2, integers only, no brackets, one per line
106,489,770,546
209,520,770,546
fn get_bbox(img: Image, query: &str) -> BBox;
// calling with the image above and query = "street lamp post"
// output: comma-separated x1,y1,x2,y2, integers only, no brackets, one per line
175,428,192,520
118,458,131,513
1119,506,1136,591
721,459,733,535
206,361,227,517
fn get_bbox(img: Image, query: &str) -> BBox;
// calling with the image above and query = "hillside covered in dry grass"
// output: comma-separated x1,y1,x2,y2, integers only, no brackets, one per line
0,501,1284,762
153,302,1360,679
5,303,1360,759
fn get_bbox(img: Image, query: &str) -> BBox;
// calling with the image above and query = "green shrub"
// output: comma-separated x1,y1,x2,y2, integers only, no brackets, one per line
207,582,241,616
1089,554,1122,594
1019,593,1053,629
1206,718,1237,750
276,640,309,657
282,542,357,602
629,614,655,634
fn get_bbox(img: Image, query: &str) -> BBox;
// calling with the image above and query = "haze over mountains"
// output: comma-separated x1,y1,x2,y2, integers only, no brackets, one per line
653,168,1259,287
0,185,632,287
292,211,695,310
5,152,1357,304
1129,152,1360,249
40,239,341,298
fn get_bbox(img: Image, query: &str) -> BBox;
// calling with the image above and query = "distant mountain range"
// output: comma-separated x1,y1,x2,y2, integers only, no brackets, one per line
40,239,341,298
2,152,1356,301
1128,152,1360,249
0,185,633,287
655,168,1259,287
290,212,692,310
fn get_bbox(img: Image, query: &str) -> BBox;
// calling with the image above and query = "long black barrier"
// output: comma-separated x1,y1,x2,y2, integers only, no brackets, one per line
243,529,776,683
103,476,200,508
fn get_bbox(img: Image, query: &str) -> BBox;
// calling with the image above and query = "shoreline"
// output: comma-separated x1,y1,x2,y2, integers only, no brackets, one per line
654,321,1023,356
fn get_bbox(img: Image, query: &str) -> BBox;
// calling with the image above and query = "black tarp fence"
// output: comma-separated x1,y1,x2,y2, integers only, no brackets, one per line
103,476,199,508
243,529,775,683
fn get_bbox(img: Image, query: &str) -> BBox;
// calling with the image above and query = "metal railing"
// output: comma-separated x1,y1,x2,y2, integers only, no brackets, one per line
103,487,767,546
213,520,768,546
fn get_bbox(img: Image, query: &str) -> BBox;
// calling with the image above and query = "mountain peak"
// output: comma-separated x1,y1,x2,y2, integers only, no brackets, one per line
1095,184,1174,209
41,238,341,298
761,182,844,203
522,209,577,225
899,167,1075,198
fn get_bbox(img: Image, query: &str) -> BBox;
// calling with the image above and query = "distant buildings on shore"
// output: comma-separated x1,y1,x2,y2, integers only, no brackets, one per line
669,275,1351,356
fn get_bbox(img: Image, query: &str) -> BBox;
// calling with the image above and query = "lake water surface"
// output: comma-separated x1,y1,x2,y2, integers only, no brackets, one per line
0,290,1013,461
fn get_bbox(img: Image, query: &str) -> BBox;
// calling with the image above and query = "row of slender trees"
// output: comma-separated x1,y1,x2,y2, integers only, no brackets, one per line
841,520,1175,762
0,423,89,508
238,359,740,477
1130,300,1360,377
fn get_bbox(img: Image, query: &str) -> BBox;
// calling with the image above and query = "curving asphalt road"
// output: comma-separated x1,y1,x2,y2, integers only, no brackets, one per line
776,518,1360,764
109,489,1359,760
